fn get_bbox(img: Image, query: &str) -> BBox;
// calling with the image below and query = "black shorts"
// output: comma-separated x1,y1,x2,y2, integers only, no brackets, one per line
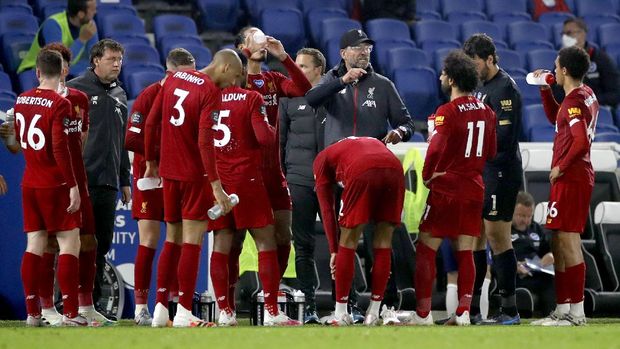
482,163,523,222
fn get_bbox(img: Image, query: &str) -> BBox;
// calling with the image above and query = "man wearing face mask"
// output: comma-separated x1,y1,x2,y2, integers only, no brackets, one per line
554,18,620,108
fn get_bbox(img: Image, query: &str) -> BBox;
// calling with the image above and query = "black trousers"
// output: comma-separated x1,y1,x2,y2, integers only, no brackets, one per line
290,183,320,311
517,272,556,316
89,186,118,303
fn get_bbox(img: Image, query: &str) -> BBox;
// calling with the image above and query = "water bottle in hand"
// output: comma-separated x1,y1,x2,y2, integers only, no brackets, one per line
252,29,267,44
137,177,162,191
1,108,16,146
208,193,239,220
526,72,555,86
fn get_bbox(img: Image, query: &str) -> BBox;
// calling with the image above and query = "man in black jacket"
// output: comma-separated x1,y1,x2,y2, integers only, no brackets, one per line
279,48,326,324
67,39,131,318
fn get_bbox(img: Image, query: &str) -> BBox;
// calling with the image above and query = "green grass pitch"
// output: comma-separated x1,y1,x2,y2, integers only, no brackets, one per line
2,319,620,349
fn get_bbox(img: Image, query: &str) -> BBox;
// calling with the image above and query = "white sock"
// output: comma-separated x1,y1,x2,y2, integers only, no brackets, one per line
176,303,191,316
335,302,348,318
367,300,381,317
446,284,458,316
135,304,147,317
78,305,94,313
556,303,570,315
570,301,585,317
480,278,491,319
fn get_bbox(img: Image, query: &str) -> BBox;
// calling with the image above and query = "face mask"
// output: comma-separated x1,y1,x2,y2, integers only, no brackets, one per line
562,34,578,48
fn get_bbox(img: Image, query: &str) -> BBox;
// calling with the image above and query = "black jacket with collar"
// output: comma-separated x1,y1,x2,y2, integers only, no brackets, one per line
305,60,415,146
67,69,130,189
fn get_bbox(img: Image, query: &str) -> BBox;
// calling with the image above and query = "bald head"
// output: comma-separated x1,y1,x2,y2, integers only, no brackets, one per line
202,49,243,88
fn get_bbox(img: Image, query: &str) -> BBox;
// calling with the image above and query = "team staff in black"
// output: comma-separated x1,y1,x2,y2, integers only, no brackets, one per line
279,48,326,324
67,39,130,317
463,34,523,325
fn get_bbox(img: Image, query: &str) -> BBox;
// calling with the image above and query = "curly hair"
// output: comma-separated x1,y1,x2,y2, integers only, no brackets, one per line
42,42,72,64
558,46,590,81
442,50,479,93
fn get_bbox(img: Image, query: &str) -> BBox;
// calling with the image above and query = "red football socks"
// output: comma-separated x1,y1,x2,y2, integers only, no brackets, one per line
335,246,356,305
78,249,97,307
177,243,201,309
456,250,475,316
155,241,180,305
370,248,392,301
565,263,586,303
22,252,42,316
414,242,436,318
134,245,156,305
258,250,280,315
57,254,79,318
555,270,570,304
210,251,230,311
39,252,55,309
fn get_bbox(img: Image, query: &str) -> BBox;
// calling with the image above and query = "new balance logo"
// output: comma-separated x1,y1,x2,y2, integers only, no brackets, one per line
339,296,348,301
157,288,167,293
26,295,36,300
298,105,307,110
217,296,226,301
62,295,69,300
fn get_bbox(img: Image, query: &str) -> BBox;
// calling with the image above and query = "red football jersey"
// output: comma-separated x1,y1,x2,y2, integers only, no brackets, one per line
541,86,598,184
14,88,76,188
246,56,312,170
61,86,89,191
215,86,275,183
423,96,497,203
125,82,162,179
313,137,402,248
145,70,221,182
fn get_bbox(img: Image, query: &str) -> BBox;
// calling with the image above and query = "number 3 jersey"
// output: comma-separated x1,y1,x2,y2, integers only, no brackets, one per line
423,95,497,202
14,88,77,189
145,69,221,182
214,86,276,183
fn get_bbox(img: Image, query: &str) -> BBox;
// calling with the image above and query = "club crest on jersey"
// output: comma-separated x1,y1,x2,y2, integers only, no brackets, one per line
475,92,487,102
91,96,98,105
131,112,142,125
141,201,148,214
362,99,376,108
367,87,375,99
298,104,306,110
253,79,265,88
267,81,276,93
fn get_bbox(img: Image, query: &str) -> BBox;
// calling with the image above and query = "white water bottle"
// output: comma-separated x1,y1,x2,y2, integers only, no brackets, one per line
208,193,239,220
1,108,16,146
137,177,162,191
526,72,556,86
252,29,267,44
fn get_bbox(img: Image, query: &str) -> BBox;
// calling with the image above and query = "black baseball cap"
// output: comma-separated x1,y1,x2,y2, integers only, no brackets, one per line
339,29,375,49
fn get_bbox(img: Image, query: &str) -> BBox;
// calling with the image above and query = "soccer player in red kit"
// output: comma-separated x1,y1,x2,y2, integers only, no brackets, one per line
144,49,240,328
530,46,599,327
409,50,497,326
33,43,112,326
235,28,312,277
125,49,191,326
15,49,83,326
313,137,404,326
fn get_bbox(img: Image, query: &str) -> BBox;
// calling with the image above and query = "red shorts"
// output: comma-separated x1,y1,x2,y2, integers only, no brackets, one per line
339,167,404,228
546,179,593,233
80,190,95,235
210,179,274,231
22,185,81,234
419,191,483,238
131,179,164,221
262,167,291,211
163,177,213,222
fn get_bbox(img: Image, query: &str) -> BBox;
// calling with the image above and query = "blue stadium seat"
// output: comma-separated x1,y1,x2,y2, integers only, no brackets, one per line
0,0,29,4
598,23,620,49
1,32,35,72
120,63,164,96
126,71,165,100
529,124,556,142
461,21,506,46
0,3,32,15
597,124,620,134
32,0,63,17
503,67,527,78
497,49,525,72
522,104,549,140
537,12,575,28
99,14,145,38
526,49,557,71
583,14,620,47
109,33,151,47
159,35,203,63
446,12,487,25
95,4,137,29
325,37,341,68
306,8,348,47
0,71,11,91
0,95,15,112
514,76,541,106
393,67,439,121
262,8,305,55
372,39,416,75
181,44,212,70
418,11,442,20
41,4,65,18
413,20,457,45
416,0,441,19
575,0,615,17
440,0,484,18
485,0,528,18
513,41,555,52
606,43,620,69
319,18,362,50
123,43,160,66
197,0,240,32
0,90,16,100
152,15,198,46
0,13,38,37
301,0,347,14
250,0,300,23
365,18,411,41
599,107,616,127
385,47,429,80
96,0,133,4
594,132,620,143
433,47,453,75
420,40,460,54
492,13,532,34
17,69,36,92
410,131,426,142
507,21,549,47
